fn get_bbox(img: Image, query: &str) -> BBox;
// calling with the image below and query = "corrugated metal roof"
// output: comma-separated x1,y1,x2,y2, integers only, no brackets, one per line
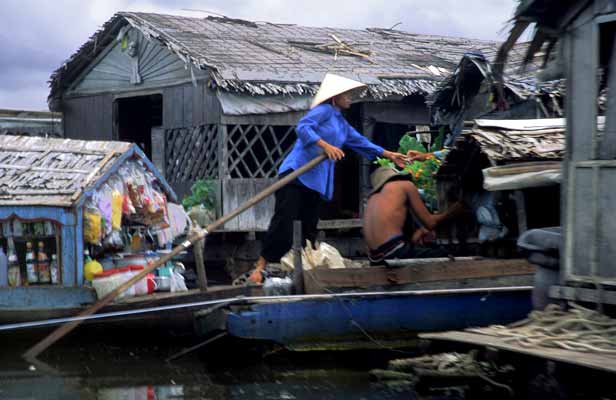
0,136,132,206
49,12,507,102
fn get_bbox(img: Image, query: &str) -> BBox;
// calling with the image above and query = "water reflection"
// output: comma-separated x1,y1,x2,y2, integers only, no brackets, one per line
97,385,183,400
0,337,414,400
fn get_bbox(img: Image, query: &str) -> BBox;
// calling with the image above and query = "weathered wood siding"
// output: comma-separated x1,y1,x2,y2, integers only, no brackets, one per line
162,83,220,128
222,179,276,231
563,4,616,285
63,94,114,140
71,27,192,95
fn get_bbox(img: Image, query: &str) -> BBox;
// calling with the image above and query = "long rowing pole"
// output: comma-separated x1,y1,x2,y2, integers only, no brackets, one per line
23,154,327,360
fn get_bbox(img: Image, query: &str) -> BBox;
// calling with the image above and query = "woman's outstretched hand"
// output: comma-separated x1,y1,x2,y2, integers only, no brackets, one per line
382,150,408,168
406,150,431,162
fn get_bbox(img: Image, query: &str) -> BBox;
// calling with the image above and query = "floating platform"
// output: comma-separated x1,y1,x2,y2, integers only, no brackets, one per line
420,330,616,374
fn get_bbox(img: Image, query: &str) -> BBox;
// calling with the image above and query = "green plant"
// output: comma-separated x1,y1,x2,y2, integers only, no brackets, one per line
182,179,216,210
375,130,445,209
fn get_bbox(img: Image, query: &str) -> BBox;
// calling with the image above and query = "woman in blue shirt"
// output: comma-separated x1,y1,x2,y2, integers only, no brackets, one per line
249,74,407,283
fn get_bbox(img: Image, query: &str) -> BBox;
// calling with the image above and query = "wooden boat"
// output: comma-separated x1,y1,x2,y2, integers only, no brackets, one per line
195,257,536,350
0,286,253,336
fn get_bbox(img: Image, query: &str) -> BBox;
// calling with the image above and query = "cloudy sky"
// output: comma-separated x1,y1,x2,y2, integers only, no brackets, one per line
0,0,519,111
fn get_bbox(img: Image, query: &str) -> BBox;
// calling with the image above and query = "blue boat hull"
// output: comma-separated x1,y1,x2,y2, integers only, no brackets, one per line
224,287,532,349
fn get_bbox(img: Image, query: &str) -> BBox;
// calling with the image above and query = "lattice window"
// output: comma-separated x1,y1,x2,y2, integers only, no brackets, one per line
165,125,219,183
227,125,296,178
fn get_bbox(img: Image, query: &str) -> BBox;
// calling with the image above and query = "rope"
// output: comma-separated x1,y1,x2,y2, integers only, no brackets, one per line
468,303,616,354
370,350,514,396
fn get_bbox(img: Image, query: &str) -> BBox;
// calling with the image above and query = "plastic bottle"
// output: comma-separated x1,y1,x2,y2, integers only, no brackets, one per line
25,241,38,284
83,249,103,281
50,254,59,285
6,236,20,287
0,246,6,285
7,247,20,287
37,242,51,284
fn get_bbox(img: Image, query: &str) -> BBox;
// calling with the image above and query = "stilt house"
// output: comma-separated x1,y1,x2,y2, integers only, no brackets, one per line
48,12,503,232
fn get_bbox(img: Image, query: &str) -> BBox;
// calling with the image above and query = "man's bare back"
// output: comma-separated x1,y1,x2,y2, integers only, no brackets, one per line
364,179,463,250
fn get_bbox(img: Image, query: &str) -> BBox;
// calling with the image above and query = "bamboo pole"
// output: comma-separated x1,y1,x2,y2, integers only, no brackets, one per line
193,232,208,291
23,154,327,360
292,220,304,295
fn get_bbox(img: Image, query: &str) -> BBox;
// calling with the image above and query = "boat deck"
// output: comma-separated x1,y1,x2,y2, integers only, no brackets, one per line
304,257,535,293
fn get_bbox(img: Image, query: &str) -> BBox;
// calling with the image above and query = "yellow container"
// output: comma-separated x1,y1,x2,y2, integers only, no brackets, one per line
84,258,103,281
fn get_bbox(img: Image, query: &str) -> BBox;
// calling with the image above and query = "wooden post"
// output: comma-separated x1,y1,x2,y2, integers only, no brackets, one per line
513,190,528,234
292,220,304,295
150,127,166,178
192,228,208,291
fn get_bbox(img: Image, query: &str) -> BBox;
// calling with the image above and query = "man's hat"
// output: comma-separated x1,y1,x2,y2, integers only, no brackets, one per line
370,166,412,195
310,73,367,109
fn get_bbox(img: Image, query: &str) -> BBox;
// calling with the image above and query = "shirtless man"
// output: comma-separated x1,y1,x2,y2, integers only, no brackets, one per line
363,166,464,265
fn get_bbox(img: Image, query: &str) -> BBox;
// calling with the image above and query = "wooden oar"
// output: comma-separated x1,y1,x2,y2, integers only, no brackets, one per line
23,154,327,360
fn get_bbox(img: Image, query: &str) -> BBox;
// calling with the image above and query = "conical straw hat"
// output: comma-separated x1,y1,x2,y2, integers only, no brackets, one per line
310,73,367,109
370,167,413,195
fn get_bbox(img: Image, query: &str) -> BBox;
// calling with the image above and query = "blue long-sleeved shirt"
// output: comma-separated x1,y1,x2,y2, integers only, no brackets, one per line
279,103,385,200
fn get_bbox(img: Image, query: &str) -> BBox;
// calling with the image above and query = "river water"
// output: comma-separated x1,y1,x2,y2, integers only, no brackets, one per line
2,331,614,400
0,333,427,400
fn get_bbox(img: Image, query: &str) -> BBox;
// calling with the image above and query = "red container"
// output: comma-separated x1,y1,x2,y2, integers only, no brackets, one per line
128,265,156,295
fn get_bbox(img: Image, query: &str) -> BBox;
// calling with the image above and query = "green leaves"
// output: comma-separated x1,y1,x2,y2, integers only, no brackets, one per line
398,135,427,154
373,130,446,210
182,179,216,210
430,127,445,153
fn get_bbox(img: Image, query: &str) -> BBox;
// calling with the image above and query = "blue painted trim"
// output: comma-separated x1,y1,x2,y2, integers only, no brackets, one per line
0,287,95,309
0,206,75,225
76,207,84,286
225,290,532,346
61,224,77,286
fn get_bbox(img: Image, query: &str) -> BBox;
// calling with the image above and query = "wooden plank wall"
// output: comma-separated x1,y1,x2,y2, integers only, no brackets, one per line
222,178,276,231
163,83,220,128
63,94,114,140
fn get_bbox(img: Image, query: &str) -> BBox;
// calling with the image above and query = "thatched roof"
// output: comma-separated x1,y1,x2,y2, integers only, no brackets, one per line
49,12,503,104
429,48,565,128
0,136,174,206
435,118,567,191
430,48,562,111
494,0,592,81
468,118,565,162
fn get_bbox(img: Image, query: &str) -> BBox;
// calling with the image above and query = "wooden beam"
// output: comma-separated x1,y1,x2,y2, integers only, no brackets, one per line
513,190,528,234
421,330,616,374
304,258,535,293
292,220,304,294
192,230,208,291
316,218,363,230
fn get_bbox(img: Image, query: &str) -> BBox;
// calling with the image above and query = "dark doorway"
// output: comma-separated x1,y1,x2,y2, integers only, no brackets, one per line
114,94,163,158
373,122,414,152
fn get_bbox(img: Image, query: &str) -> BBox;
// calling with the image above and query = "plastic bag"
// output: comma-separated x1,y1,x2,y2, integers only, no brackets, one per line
84,209,103,245
263,277,293,296
111,189,123,230
97,187,113,237
170,263,188,292
280,241,346,271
